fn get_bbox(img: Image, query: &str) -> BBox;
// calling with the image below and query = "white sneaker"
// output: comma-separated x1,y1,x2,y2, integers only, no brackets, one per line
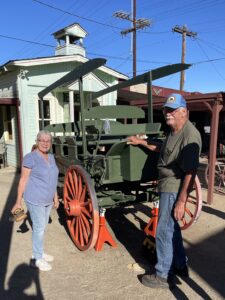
43,253,54,262
36,258,52,271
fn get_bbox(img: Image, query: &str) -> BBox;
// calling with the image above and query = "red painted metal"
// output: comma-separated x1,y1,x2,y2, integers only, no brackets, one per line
95,213,117,252
144,206,158,238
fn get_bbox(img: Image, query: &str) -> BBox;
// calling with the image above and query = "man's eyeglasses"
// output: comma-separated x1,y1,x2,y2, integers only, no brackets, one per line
163,107,180,115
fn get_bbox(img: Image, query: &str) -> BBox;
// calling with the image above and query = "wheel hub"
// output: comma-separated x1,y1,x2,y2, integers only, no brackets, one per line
65,199,81,217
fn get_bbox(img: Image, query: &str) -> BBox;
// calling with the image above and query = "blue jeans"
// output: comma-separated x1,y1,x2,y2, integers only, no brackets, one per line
26,202,52,260
155,192,186,279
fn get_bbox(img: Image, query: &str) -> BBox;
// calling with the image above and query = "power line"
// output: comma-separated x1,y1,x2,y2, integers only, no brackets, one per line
196,37,225,55
0,33,170,65
32,0,163,35
195,40,225,81
1,26,225,81
194,57,225,64
32,0,123,30
0,34,54,48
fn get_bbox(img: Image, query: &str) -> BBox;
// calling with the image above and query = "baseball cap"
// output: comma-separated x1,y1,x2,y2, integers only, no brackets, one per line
163,93,187,109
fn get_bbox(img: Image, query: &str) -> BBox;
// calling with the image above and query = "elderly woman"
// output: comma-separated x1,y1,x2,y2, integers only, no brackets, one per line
11,130,59,271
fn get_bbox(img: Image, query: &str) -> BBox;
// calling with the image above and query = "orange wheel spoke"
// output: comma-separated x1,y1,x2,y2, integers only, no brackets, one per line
65,180,74,198
187,195,196,201
80,185,87,203
80,216,89,244
186,199,196,205
80,198,91,207
81,206,92,219
81,212,91,236
77,175,83,199
72,170,78,191
65,194,73,202
75,217,79,241
181,218,186,226
185,207,194,218
68,173,76,198
71,217,76,228
78,218,84,246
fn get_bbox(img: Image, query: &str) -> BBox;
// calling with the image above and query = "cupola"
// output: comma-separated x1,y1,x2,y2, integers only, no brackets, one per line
53,23,88,57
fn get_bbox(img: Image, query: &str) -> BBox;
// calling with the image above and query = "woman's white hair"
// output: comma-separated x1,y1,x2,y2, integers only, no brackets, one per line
36,130,52,142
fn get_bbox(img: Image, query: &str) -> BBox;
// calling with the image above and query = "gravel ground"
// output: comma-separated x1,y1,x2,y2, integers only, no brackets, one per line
0,166,225,300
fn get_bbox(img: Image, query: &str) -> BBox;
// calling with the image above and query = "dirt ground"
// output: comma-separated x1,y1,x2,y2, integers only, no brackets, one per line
0,166,225,300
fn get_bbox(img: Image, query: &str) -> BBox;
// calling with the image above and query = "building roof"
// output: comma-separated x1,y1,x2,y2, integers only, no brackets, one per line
118,85,225,111
52,23,88,40
0,54,128,80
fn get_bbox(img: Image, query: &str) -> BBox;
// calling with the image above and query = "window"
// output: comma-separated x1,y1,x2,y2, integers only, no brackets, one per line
63,92,81,122
3,106,13,141
63,93,70,123
38,99,50,129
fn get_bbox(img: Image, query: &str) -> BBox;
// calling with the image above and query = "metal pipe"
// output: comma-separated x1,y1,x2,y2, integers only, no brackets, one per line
79,77,87,156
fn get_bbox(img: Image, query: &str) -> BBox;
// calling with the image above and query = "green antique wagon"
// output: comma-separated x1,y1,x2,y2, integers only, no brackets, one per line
38,59,202,251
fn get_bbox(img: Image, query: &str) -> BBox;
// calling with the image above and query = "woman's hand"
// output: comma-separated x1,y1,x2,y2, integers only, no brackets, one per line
12,167,31,213
11,202,22,214
53,194,59,209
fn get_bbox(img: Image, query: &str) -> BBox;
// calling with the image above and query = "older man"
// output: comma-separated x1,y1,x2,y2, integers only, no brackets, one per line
127,93,202,288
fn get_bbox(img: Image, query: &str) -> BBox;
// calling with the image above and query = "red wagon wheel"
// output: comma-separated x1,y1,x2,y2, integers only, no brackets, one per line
179,175,202,230
205,160,225,195
63,165,99,250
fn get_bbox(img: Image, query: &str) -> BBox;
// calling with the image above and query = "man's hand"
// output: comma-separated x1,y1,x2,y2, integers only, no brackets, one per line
126,136,142,145
174,199,186,221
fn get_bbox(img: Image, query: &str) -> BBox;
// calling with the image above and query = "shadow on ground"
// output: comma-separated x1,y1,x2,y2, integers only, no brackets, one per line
0,170,44,300
106,201,225,299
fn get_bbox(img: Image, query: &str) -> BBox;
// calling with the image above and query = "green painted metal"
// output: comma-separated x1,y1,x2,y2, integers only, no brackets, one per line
79,77,87,157
103,140,159,183
92,63,191,100
147,72,153,123
85,105,145,119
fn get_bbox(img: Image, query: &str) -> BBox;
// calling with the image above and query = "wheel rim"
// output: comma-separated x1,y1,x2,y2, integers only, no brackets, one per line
63,165,99,250
179,175,202,230
205,162,225,194
214,170,225,194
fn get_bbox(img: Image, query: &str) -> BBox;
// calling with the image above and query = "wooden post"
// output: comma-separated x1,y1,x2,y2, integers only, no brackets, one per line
207,100,223,204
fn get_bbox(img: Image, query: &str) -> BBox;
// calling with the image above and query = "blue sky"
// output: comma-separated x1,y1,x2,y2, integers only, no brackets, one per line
1,0,225,93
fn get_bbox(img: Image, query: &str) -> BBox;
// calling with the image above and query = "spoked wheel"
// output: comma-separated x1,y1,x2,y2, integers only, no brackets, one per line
205,160,225,195
63,165,99,250
179,175,202,230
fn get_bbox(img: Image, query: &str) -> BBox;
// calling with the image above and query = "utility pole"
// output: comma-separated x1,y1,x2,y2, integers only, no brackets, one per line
114,0,152,77
172,25,197,91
